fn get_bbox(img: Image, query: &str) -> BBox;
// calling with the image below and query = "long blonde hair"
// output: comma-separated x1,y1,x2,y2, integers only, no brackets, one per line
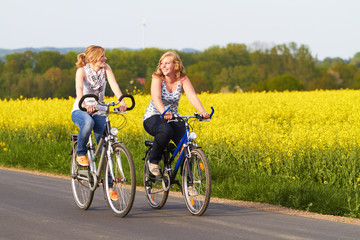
75,45,105,68
152,51,186,79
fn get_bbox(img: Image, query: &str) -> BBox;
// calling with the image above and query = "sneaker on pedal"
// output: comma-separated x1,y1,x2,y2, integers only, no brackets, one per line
148,162,161,176
109,189,119,201
188,186,198,196
76,156,89,167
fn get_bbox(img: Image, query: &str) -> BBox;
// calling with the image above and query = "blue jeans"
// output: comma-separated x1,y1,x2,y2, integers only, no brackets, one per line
71,110,106,157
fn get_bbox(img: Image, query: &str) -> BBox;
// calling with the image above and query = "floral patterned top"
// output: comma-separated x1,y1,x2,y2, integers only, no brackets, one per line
143,80,182,122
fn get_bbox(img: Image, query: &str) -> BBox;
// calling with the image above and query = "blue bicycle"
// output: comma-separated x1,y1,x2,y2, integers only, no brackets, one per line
143,107,214,216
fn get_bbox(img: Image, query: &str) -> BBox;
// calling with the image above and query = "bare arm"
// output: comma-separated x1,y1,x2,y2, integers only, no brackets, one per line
151,77,172,120
182,76,210,119
151,77,166,113
75,68,85,102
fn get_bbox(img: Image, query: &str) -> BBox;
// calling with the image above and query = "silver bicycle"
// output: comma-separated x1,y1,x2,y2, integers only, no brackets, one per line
70,94,136,217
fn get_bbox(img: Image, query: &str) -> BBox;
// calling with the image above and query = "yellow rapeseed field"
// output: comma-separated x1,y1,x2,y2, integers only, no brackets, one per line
1,90,360,153
1,90,360,188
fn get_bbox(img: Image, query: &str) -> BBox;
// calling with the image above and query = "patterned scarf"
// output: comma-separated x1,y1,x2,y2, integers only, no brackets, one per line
83,64,106,90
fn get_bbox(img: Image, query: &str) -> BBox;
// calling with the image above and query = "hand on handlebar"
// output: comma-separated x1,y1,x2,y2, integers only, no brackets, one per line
118,104,127,112
201,112,210,119
163,112,173,120
85,105,98,114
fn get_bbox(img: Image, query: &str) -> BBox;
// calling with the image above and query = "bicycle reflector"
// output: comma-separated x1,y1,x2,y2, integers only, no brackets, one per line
110,127,119,136
189,132,197,140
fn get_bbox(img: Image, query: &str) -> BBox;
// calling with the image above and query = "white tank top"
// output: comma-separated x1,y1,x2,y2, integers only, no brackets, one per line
71,67,107,116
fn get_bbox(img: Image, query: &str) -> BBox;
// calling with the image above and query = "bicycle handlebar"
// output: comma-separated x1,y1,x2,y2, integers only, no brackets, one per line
160,106,171,119
160,106,214,120
78,94,135,112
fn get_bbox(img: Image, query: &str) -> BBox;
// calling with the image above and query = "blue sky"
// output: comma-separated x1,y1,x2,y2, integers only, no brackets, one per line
1,0,359,60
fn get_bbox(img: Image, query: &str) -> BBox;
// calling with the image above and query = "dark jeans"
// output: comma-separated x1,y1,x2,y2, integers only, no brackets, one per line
143,115,185,164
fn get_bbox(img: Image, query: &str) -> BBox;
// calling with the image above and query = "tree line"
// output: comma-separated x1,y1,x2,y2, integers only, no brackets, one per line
0,42,359,99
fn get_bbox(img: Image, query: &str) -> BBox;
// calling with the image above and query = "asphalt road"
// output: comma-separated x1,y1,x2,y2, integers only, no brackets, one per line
1,168,360,240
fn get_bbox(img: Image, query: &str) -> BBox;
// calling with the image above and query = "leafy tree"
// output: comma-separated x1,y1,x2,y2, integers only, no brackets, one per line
187,72,210,93
34,51,64,74
350,52,360,67
331,62,358,88
200,43,251,68
266,74,304,92
0,60,4,74
4,51,36,73
213,65,261,92
112,69,137,94
12,69,39,98
308,73,338,90
0,45,358,98
61,51,78,70
352,71,360,89
187,61,222,91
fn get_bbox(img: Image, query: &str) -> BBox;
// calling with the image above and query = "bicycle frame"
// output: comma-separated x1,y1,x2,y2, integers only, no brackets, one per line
76,93,135,190
162,107,214,185
166,123,191,184
86,125,109,185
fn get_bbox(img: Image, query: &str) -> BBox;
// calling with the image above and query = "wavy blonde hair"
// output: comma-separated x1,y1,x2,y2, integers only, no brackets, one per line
75,45,105,68
152,51,186,79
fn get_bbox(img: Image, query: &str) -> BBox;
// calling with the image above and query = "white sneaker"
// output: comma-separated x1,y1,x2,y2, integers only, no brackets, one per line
188,186,198,196
148,163,161,176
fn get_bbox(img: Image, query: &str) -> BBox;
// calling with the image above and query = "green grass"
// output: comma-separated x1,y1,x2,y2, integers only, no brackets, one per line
1,127,360,218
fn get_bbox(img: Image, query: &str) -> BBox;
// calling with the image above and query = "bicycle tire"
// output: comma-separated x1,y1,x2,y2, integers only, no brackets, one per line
143,150,169,209
182,148,211,216
70,143,94,210
104,143,136,217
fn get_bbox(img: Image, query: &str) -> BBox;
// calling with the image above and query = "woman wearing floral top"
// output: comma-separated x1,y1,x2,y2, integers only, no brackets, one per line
143,51,210,195
71,45,126,200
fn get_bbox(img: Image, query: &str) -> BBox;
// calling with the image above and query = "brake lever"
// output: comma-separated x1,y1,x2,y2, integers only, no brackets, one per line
113,108,127,114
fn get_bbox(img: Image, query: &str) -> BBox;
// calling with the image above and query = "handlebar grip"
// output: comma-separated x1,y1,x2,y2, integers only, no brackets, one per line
160,106,170,119
119,94,135,111
210,107,214,119
78,94,99,112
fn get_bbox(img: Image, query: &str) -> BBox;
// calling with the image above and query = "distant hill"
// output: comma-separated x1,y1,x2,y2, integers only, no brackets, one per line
0,47,200,59
0,47,86,59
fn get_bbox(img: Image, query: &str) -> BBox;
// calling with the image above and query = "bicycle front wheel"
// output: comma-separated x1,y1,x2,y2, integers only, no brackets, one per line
182,148,211,216
70,143,94,210
143,151,169,209
104,143,136,217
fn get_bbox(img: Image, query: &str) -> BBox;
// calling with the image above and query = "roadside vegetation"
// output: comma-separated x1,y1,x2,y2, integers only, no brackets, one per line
1,90,360,218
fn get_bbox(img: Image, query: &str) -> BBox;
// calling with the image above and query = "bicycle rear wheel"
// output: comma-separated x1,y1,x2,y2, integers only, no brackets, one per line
182,148,211,216
104,143,136,217
143,151,169,209
70,143,94,210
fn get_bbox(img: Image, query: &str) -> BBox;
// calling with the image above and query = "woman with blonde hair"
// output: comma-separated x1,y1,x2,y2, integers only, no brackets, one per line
143,51,210,195
71,45,127,200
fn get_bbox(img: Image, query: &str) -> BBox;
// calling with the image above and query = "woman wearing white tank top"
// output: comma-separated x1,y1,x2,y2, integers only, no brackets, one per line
71,45,127,201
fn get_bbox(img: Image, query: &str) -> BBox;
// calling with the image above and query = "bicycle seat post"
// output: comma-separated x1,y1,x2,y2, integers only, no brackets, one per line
87,135,96,171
